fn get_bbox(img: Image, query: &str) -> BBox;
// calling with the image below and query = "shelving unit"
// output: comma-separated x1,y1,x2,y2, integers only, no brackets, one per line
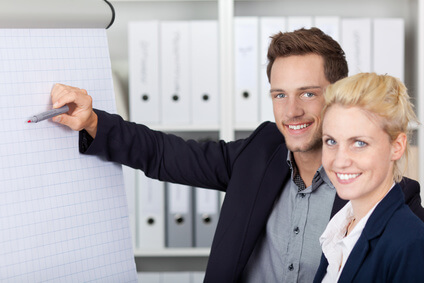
107,1,222,273
107,0,424,273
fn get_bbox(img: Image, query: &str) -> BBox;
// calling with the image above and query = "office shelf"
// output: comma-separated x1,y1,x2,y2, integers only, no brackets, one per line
134,248,210,257
106,0,424,273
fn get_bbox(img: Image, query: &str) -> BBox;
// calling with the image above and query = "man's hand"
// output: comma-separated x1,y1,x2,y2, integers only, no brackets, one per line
50,83,98,138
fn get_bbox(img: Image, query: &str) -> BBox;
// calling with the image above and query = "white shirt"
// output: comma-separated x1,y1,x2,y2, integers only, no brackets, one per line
319,183,395,283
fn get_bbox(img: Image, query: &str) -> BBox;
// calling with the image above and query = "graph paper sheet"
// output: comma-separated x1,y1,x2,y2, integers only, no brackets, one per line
0,29,137,282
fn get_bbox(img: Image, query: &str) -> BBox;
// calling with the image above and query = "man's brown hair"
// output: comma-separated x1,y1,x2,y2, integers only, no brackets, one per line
267,27,348,84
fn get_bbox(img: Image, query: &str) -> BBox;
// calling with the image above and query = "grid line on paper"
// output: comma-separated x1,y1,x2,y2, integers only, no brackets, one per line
0,166,122,200
4,242,134,281
0,216,130,264
0,192,127,234
0,216,131,260
83,264,138,283
44,257,136,283
0,28,136,282
0,153,100,175
0,168,121,198
0,161,117,188
0,144,74,159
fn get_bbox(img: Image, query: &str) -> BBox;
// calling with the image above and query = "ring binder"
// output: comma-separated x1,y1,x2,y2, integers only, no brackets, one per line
166,183,193,248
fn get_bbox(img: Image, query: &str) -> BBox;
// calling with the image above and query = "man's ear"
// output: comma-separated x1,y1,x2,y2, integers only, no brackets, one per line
391,132,407,161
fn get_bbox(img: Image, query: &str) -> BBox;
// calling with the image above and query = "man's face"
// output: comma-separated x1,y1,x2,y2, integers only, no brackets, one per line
270,54,330,153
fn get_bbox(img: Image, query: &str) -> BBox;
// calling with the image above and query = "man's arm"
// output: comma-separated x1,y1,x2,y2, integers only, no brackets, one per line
77,108,247,191
399,177,424,221
49,83,243,191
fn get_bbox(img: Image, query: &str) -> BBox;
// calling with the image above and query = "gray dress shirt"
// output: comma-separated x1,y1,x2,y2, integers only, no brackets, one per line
242,151,336,282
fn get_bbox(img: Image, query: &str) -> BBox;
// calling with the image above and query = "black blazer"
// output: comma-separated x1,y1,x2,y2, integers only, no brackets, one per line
81,110,424,282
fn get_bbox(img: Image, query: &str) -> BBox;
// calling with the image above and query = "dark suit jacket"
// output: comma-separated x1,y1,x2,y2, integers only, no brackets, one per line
80,110,424,282
313,184,424,283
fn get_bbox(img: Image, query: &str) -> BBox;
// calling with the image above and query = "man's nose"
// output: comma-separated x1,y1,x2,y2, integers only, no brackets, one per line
285,97,304,118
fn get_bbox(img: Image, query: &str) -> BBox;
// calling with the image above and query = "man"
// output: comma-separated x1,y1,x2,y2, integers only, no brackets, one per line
51,28,424,282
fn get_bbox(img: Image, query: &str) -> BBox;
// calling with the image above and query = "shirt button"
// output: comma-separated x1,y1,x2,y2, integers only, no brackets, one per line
300,193,305,198
294,227,300,234
288,264,294,271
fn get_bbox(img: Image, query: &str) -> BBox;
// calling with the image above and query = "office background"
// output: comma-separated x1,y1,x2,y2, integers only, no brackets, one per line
103,0,424,280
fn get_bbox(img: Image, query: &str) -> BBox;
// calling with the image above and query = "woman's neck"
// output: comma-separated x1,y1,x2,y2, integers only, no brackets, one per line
350,180,395,226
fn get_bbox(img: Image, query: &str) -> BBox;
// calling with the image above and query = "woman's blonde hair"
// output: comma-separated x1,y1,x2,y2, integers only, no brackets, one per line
323,72,418,182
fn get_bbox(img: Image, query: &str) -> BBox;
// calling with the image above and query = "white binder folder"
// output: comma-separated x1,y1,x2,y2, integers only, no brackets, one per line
137,272,160,283
137,172,165,249
259,17,286,123
128,21,160,124
194,188,220,247
191,272,206,283
166,183,193,247
341,18,372,75
314,16,340,41
234,17,259,126
287,16,313,31
373,18,404,81
190,20,219,125
160,21,191,125
162,272,191,283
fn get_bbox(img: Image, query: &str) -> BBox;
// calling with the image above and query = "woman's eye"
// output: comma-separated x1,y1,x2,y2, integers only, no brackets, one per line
325,139,336,146
354,140,367,147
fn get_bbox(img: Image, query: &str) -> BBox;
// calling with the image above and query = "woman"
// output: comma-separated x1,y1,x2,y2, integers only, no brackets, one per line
314,72,424,282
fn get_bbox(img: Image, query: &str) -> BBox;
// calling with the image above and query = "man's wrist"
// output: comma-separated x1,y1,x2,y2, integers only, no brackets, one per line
85,111,98,138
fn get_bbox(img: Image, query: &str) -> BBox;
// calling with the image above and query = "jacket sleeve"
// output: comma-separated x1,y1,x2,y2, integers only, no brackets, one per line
399,177,424,222
78,109,270,192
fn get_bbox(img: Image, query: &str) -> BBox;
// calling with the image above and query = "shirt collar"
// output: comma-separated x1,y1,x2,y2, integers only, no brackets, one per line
320,182,396,255
286,150,297,175
286,150,334,193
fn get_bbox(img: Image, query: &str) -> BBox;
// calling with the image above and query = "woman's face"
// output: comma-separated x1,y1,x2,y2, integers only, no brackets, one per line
322,104,399,204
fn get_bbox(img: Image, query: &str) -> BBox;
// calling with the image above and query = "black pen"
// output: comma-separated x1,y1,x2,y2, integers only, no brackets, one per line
27,105,69,123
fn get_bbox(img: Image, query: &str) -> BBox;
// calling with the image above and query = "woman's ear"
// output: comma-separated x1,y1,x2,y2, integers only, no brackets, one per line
391,133,407,161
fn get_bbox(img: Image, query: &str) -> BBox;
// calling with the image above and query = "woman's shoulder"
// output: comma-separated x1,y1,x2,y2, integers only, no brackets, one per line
382,205,424,247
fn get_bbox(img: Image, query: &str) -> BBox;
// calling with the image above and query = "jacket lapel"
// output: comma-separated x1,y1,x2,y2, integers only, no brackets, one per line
236,144,290,272
337,184,404,282
337,236,370,282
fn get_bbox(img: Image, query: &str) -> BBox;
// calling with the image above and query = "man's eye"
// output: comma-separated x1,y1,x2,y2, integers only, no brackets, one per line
275,93,286,98
354,140,367,148
302,92,315,98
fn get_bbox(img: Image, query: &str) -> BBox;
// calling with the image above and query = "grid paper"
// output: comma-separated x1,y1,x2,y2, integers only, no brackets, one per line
0,29,137,282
